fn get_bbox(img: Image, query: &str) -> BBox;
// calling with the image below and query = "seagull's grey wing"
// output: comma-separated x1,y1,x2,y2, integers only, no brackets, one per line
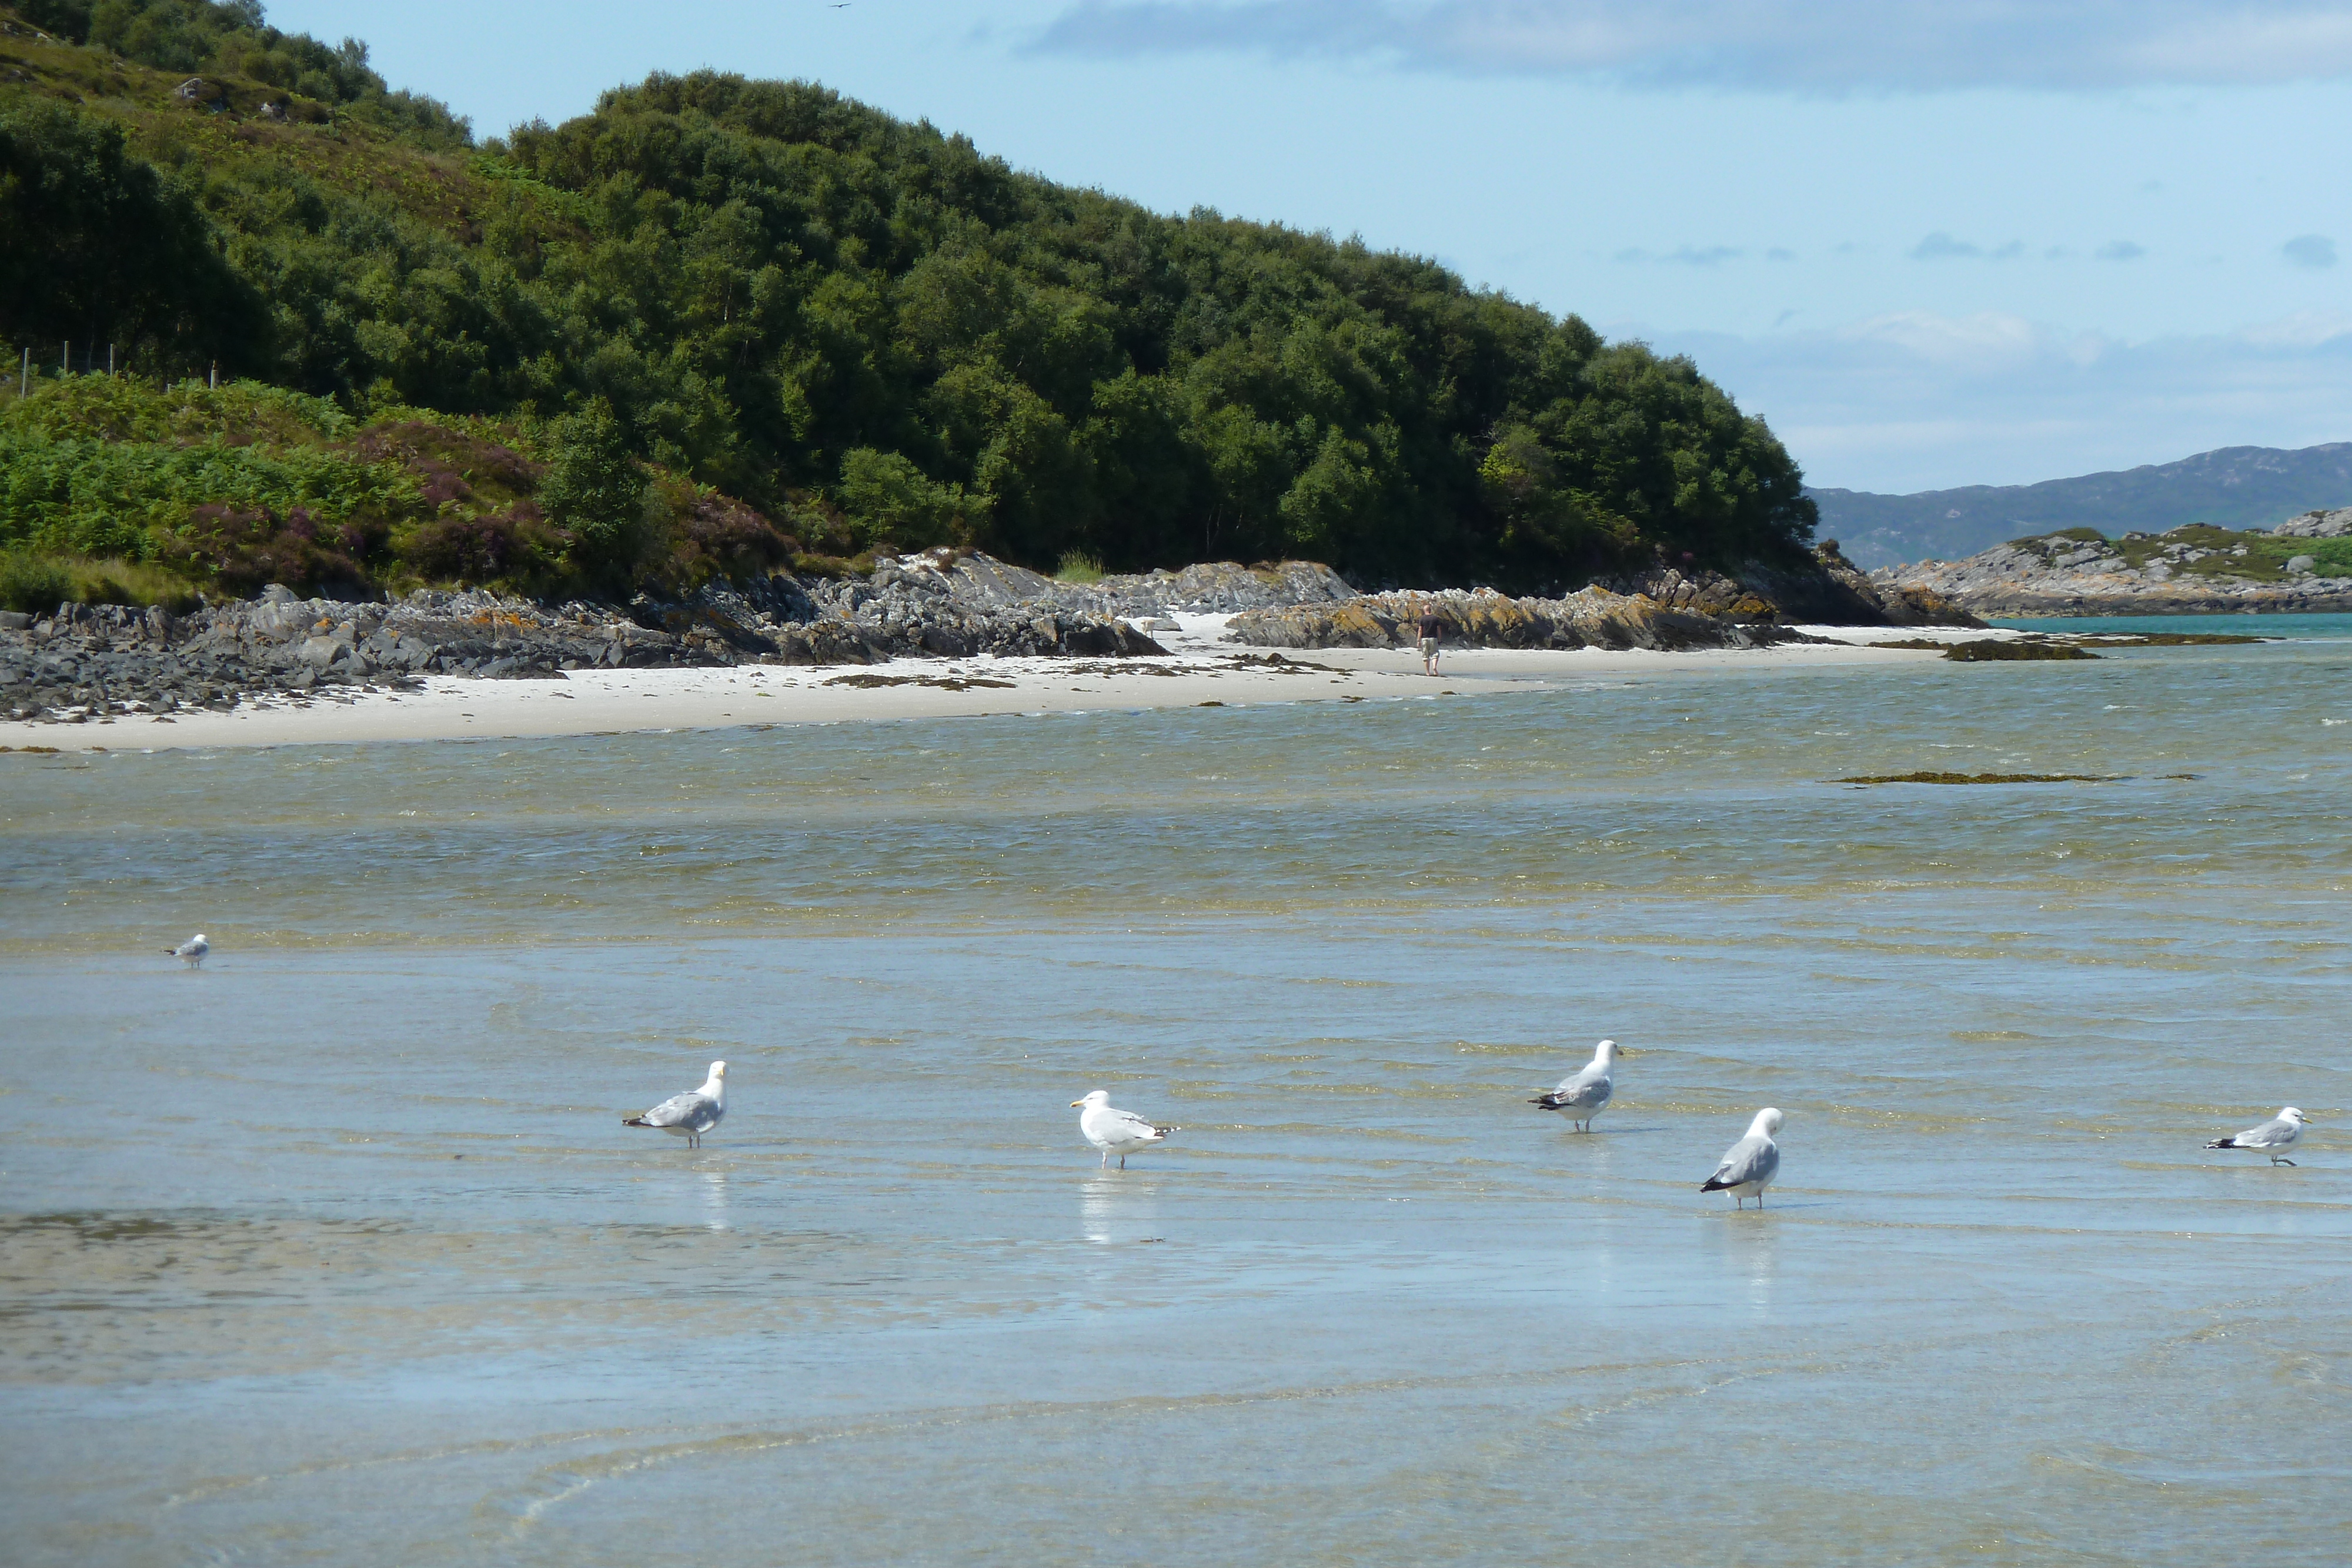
1105,1108,1168,1139
639,1089,716,1129
2237,1116,2297,1148
1558,1066,1611,1109
1705,1134,1777,1189
1535,1065,1608,1110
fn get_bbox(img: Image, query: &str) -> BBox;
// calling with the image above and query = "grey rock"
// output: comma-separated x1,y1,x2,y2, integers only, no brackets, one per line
2273,507,2352,540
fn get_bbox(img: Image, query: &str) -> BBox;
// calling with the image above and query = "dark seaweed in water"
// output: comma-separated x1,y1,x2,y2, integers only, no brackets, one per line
1942,640,2098,661
1836,771,2120,785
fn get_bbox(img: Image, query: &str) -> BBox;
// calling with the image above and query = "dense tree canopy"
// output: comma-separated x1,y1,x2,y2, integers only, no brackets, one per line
0,6,1816,591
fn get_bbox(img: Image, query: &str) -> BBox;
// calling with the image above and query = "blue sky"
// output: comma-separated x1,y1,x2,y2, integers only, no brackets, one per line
274,1,2351,494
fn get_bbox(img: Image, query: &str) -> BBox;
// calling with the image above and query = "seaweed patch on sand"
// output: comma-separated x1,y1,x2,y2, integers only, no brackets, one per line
823,673,1018,691
1835,771,2121,785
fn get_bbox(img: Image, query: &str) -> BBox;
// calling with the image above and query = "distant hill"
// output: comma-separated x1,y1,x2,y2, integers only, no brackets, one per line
1811,443,2352,569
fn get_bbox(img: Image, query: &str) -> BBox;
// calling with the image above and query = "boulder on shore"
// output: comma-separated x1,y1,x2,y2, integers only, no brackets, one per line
1226,585,1828,653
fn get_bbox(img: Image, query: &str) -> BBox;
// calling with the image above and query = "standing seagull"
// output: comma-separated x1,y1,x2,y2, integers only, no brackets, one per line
2206,1106,2308,1166
166,934,209,968
1531,1039,1623,1132
1701,1108,1784,1209
1071,1088,1178,1171
624,1061,727,1149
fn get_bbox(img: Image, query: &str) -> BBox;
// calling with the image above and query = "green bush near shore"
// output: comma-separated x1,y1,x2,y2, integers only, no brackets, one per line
0,374,813,604
0,548,204,613
1054,551,1106,584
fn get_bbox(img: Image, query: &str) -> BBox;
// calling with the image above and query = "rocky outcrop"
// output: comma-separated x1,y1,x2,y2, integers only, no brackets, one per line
921,555,1357,618
1225,584,1828,653
2273,506,2352,540
1,553,1171,726
1874,526,2352,616
1636,546,1982,628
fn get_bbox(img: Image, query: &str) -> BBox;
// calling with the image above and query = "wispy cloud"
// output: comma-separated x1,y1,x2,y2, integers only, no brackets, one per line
1638,310,2352,492
2283,233,2339,268
2095,239,2148,260
1027,2,2352,91
1909,233,2024,261
1910,232,1980,260
1615,244,1742,266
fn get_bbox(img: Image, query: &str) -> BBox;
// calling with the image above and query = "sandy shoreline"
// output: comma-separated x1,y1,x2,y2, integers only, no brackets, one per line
0,618,1962,753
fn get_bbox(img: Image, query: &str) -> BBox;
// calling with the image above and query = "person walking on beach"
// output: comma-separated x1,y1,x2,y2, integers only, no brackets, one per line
1416,607,1445,676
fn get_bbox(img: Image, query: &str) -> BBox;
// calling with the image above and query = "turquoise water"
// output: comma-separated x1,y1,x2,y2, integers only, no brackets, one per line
4,641,2350,1566
1995,611,2352,638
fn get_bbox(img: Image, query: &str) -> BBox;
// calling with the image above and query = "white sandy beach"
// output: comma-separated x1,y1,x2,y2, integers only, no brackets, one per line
0,616,1968,753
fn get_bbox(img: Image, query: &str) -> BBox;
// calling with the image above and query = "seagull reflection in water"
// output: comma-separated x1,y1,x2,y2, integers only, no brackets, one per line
1709,1215,1777,1316
700,1169,729,1232
1080,1174,1164,1246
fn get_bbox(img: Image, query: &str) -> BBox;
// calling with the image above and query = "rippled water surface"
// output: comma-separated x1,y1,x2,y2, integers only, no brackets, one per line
5,641,2350,1566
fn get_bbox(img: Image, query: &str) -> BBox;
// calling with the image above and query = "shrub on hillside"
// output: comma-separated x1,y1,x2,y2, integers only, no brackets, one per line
159,500,381,596
397,504,569,586
538,399,650,581
0,550,74,614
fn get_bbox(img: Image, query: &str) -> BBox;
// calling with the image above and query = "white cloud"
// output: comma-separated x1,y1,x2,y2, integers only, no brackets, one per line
1639,310,2352,491
1029,2,2352,90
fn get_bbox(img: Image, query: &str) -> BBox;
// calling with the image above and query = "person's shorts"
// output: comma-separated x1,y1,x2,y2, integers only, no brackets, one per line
1417,636,1439,658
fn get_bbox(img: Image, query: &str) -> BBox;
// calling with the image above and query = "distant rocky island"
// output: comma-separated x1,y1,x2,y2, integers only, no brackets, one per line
1813,444,2352,569
1872,508,2352,616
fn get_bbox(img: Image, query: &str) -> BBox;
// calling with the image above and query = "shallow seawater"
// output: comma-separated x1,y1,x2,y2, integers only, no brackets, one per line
4,642,2350,1567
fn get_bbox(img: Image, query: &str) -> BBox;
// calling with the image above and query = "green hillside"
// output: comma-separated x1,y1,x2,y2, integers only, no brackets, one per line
1,0,1818,606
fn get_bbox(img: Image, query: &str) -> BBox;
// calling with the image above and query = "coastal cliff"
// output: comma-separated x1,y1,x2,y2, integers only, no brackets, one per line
1873,509,2352,616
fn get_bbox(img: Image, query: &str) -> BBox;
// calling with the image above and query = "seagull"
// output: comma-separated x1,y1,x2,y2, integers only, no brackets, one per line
1701,1108,1783,1209
2206,1106,2308,1166
624,1061,727,1149
166,933,209,968
1531,1039,1622,1131
1071,1088,1178,1171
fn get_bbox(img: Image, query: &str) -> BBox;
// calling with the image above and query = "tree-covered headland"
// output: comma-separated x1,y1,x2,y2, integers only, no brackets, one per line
0,0,1819,611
